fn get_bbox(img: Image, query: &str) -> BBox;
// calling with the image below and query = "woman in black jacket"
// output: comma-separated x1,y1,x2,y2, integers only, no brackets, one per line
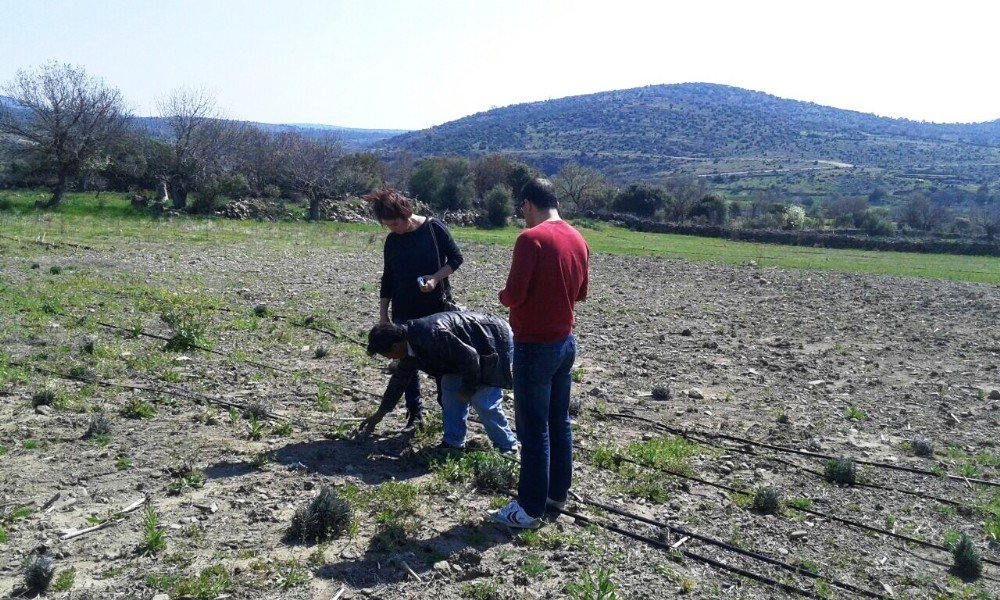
366,187,464,430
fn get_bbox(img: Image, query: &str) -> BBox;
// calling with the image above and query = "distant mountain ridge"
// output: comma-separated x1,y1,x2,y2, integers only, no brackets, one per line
378,83,1000,188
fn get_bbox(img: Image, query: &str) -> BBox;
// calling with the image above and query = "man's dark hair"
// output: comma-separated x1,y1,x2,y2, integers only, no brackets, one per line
366,322,406,356
520,177,558,210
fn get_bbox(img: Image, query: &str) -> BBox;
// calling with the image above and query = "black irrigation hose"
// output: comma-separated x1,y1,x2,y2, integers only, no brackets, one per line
0,233,100,252
574,496,887,599
606,412,1000,490
572,443,1000,569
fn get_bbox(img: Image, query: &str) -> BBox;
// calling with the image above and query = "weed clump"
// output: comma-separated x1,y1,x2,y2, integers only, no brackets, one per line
31,388,58,408
81,336,96,355
243,400,270,420
824,457,857,485
287,486,352,544
253,304,270,317
951,533,983,579
752,487,782,515
83,412,112,439
564,566,617,599
432,451,518,492
651,384,672,401
911,437,935,457
568,396,584,417
24,555,56,595
314,344,329,359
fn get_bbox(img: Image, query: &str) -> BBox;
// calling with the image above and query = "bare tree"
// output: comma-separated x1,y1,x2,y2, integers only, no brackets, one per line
155,88,238,210
0,62,131,207
662,176,709,222
553,163,607,213
274,132,342,221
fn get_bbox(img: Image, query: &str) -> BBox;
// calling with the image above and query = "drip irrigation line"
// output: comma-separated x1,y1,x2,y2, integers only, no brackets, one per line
574,496,887,599
605,412,1000,489
572,443,1000,569
494,492,820,598
0,233,100,252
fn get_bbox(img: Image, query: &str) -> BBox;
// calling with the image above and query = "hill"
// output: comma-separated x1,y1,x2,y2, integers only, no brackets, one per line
380,83,1000,200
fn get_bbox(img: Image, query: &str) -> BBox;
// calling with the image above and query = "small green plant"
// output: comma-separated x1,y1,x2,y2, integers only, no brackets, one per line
571,366,586,383
752,487,781,515
521,553,546,579
160,295,211,351
275,559,310,589
116,456,133,471
626,436,700,476
274,421,293,437
0,526,7,543
286,486,353,544
49,265,62,275
431,451,518,491
462,579,501,600
141,505,167,555
845,405,867,421
564,565,617,599
952,534,983,579
121,398,155,419
247,413,264,440
171,565,232,600
166,465,205,495
53,567,75,591
824,457,857,485
24,555,56,596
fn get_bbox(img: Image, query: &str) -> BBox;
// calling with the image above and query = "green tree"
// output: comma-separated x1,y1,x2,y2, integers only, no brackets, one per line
613,183,666,218
482,184,513,228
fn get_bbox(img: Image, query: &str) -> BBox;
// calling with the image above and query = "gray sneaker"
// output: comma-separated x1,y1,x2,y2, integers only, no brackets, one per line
488,501,541,529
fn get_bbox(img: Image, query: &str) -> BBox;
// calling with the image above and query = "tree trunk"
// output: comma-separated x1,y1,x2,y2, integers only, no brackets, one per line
169,178,188,210
309,195,321,222
42,171,69,208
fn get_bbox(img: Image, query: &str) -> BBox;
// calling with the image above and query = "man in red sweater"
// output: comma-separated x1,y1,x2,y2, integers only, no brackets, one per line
489,178,589,529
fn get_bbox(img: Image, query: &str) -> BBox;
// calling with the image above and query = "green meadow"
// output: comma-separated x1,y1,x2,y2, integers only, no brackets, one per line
2,190,997,284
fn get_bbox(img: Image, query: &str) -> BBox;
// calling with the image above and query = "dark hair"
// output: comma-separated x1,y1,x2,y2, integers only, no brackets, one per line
367,322,406,356
520,177,558,210
365,187,414,222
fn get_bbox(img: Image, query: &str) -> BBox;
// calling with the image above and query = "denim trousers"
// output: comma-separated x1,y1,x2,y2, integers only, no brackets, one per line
513,335,576,518
440,374,517,451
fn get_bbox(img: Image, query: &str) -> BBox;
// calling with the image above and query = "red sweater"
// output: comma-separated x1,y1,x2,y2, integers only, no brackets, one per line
500,220,589,343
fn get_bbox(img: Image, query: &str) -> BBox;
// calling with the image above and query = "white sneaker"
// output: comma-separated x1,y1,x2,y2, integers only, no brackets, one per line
488,501,541,529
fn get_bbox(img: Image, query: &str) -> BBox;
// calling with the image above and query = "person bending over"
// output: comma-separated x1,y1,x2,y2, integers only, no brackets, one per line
358,311,517,454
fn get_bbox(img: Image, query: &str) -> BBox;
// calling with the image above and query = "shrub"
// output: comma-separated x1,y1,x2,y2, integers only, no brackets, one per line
752,487,781,515
911,437,934,457
952,534,983,579
32,388,58,407
83,412,112,439
286,486,352,543
159,296,211,351
141,505,166,555
651,384,672,400
824,457,857,485
482,184,513,228
24,556,56,595
565,566,618,599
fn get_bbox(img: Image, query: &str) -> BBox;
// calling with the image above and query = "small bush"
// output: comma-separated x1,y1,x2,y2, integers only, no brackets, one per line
651,384,672,400
952,534,983,579
53,567,75,591
83,412,112,439
243,400,270,420
286,486,353,544
752,487,781,515
911,437,934,457
141,505,166,555
172,565,232,600
24,555,56,595
253,304,269,317
432,451,517,492
159,297,211,351
121,398,155,419
314,344,329,359
81,336,96,354
32,388,58,407
824,457,857,485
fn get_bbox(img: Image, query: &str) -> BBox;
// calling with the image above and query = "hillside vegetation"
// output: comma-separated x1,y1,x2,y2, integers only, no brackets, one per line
382,83,1000,195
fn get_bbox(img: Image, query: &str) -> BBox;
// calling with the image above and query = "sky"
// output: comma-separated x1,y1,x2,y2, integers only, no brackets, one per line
2,0,999,130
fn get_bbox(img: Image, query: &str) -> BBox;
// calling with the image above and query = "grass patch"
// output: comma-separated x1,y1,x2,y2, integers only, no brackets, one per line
431,451,518,491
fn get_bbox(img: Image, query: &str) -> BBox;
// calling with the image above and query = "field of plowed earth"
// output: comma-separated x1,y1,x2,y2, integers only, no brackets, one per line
1,215,999,599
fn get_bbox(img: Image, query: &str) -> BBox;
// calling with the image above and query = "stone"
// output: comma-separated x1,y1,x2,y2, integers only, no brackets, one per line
790,530,808,540
688,388,704,400
989,390,1000,400
35,405,55,416
433,560,451,573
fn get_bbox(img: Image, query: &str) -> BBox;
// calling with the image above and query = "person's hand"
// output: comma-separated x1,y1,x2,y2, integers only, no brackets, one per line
418,276,438,293
357,411,385,436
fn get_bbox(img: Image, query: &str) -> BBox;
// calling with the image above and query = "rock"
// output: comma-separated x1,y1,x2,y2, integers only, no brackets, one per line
35,405,55,416
688,388,704,400
680,328,692,336
790,530,808,540
153,595,170,600
433,560,451,574
989,390,1000,400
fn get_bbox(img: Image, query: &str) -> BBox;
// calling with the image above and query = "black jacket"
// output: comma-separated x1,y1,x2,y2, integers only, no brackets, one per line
376,312,513,414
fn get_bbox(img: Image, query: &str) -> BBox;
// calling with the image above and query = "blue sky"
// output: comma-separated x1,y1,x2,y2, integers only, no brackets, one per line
2,0,998,129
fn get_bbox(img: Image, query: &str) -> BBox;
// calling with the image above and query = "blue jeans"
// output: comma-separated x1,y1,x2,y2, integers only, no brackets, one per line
440,374,516,450
513,335,576,518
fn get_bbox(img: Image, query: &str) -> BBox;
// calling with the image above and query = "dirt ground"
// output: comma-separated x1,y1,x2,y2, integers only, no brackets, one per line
1,230,999,599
